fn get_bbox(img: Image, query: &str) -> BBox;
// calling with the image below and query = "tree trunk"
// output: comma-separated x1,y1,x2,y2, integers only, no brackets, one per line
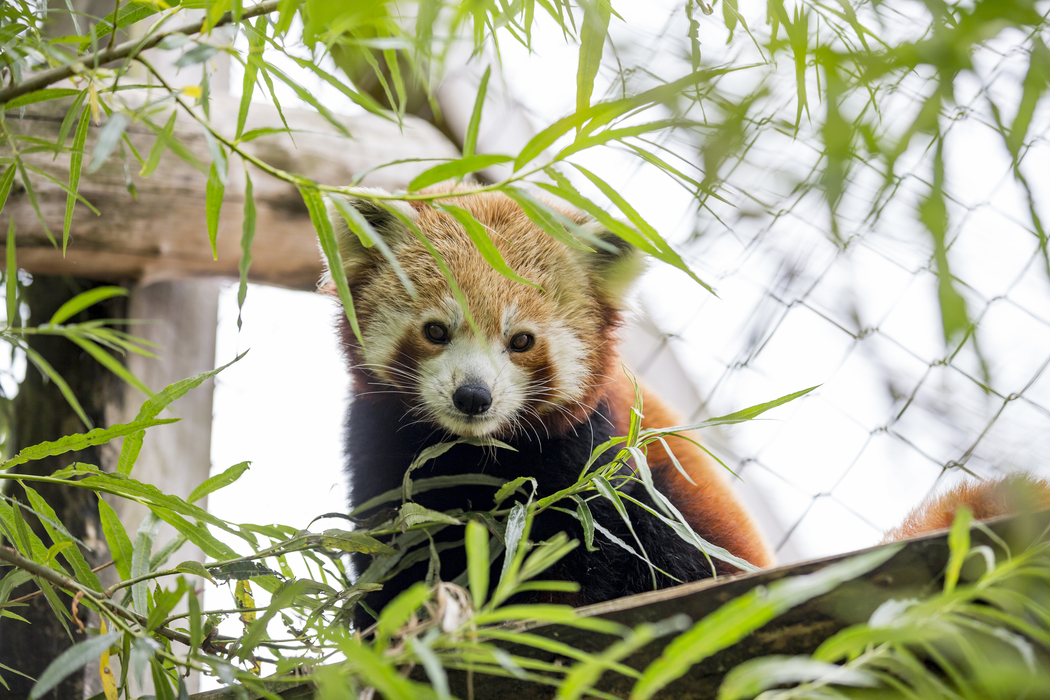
0,275,125,699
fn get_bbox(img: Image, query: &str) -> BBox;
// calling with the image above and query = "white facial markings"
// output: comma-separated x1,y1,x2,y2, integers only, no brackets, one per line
542,320,589,404
361,308,413,384
417,333,528,437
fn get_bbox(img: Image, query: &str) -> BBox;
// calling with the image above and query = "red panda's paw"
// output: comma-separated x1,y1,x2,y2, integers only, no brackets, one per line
882,473,1050,543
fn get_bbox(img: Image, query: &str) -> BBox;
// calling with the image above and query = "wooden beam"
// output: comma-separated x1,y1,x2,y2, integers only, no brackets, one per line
185,508,1050,699
3,90,459,289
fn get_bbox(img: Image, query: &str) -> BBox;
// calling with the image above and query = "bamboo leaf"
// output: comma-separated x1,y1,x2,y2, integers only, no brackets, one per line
63,103,91,254
87,113,128,174
466,519,490,609
437,204,541,289
329,194,415,298
23,486,103,591
236,22,264,140
205,162,224,260
303,186,363,344
140,109,177,178
408,154,512,191
2,418,175,470
630,545,903,700
22,346,92,428
944,505,973,594
463,65,492,158
117,353,245,476
237,168,256,330
718,656,878,700
502,187,596,251
131,513,161,614
645,385,818,436
576,0,611,117
68,334,151,395
3,88,81,110
29,632,120,699
5,216,16,329
98,498,134,581
49,286,127,326
188,461,251,504
14,163,54,245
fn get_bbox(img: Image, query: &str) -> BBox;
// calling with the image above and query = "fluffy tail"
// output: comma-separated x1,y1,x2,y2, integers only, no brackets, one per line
883,473,1050,543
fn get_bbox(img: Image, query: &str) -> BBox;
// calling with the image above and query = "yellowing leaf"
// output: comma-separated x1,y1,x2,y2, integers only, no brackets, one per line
99,619,118,700
181,85,202,99
235,579,256,626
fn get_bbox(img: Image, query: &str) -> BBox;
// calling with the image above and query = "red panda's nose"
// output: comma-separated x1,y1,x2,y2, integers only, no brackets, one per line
453,384,492,415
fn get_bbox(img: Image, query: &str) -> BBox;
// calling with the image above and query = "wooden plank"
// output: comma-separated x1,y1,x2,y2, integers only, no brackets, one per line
3,91,459,289
186,508,1050,699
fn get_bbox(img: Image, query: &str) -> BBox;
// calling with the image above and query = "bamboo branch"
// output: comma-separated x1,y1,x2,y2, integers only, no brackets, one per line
0,0,282,105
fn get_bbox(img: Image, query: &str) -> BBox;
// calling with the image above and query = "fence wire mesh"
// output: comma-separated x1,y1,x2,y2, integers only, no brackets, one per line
598,2,1050,564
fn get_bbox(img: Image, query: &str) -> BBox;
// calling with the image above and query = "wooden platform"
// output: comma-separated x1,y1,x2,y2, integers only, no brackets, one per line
190,508,1050,699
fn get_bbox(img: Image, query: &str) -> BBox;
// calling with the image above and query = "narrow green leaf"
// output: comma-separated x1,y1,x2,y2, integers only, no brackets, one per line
140,109,177,178
117,353,245,476
329,194,415,299
350,474,506,516
408,154,512,191
236,22,263,140
574,497,598,552
131,514,161,614
437,204,541,289
205,163,224,260
630,545,903,700
188,461,251,505
63,104,91,254
408,637,451,700
499,502,528,584
514,111,593,171
718,656,878,700
376,582,431,648
303,186,363,344
646,385,819,436
5,216,16,329
577,0,611,117
14,163,54,245
23,486,103,591
54,91,89,152
98,498,134,581
463,65,492,158
2,418,176,470
68,334,152,395
0,167,17,221
3,89,81,110
502,187,595,251
87,113,128,174
22,346,92,428
237,168,256,330
29,632,120,699
237,579,311,658
572,163,713,292
48,286,127,326
944,505,972,594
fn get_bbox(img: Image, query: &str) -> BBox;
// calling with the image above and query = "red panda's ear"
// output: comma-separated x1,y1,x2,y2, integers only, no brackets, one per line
321,188,416,289
576,222,647,306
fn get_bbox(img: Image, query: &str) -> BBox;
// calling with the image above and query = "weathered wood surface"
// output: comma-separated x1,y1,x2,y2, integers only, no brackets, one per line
187,508,1050,699
3,90,459,289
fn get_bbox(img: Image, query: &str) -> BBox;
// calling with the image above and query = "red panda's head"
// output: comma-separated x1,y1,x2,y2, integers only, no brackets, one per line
322,186,645,439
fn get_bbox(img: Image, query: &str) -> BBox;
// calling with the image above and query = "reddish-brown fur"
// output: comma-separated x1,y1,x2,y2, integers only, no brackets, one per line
884,473,1050,542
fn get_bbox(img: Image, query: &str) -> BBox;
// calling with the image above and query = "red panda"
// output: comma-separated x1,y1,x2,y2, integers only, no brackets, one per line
321,185,1050,623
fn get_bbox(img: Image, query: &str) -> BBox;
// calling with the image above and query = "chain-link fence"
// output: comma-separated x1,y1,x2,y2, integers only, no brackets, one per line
602,3,1050,564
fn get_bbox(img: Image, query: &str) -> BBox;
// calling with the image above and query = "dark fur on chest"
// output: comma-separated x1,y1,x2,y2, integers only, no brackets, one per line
346,389,716,624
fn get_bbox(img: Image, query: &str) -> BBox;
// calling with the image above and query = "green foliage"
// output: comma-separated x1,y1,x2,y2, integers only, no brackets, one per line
2,0,1050,697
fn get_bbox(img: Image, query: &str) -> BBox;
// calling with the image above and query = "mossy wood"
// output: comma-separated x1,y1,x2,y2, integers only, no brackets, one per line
187,508,1050,699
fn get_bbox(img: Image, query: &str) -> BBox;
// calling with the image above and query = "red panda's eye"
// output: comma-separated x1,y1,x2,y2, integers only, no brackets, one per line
509,333,534,352
424,323,449,344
